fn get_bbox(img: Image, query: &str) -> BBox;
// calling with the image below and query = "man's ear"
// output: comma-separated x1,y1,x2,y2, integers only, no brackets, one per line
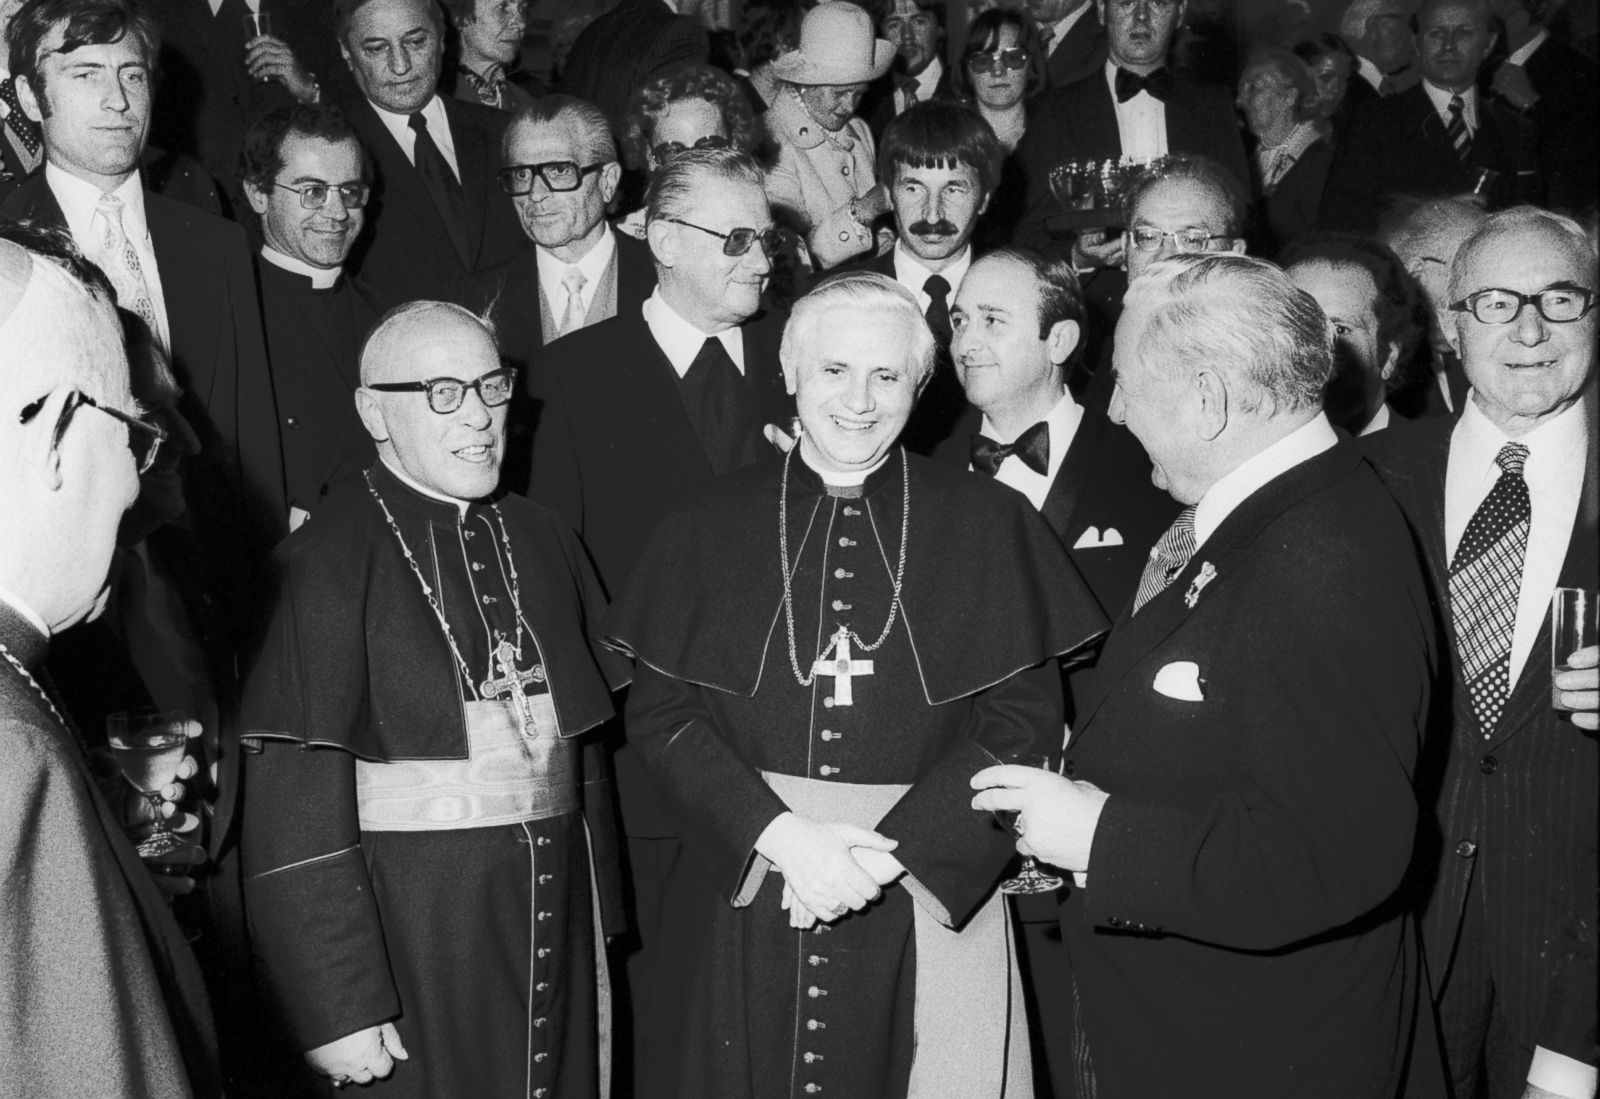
1380,340,1401,383
243,180,270,218
780,352,799,396
646,217,677,269
354,388,389,443
598,161,623,206
339,40,354,75
1046,318,1081,365
19,390,73,492
1193,367,1228,441
14,74,44,125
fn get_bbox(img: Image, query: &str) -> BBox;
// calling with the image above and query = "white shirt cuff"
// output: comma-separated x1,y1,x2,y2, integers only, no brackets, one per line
1528,1046,1597,1099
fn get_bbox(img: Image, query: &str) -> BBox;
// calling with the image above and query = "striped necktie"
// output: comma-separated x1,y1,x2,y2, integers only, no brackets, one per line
1449,442,1530,736
1445,94,1472,161
1133,506,1197,614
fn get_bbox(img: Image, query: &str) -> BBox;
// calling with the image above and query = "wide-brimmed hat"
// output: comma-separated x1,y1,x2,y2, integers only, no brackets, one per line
771,3,895,87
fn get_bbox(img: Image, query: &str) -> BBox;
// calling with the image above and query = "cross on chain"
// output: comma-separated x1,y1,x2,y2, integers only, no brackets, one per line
479,638,545,736
811,627,874,706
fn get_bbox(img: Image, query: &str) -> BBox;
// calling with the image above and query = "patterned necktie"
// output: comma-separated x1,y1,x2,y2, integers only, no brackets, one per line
1037,23,1057,53
1449,442,1530,736
1132,506,1197,614
92,192,164,346
408,111,471,267
923,273,952,346
970,421,1050,477
558,267,587,336
1445,95,1472,161
0,77,42,156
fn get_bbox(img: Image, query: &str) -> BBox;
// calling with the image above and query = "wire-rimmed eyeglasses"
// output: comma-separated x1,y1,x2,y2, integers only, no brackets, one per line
273,180,371,210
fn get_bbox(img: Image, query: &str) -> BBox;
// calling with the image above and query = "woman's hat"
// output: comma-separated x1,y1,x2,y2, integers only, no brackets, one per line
771,3,895,87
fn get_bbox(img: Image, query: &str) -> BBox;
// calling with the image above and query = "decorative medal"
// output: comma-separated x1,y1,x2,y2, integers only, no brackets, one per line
1185,562,1218,609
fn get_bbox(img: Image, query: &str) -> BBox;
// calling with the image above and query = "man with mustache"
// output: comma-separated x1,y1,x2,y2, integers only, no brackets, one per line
240,301,630,1095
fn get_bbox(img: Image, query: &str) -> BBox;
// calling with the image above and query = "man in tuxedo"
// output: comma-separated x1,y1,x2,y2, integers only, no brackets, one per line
974,254,1441,1097
1321,0,1540,232
560,0,709,136
239,104,385,524
3,0,285,586
334,0,523,306
525,145,791,1097
1371,206,1597,1099
1012,0,1249,256
1342,0,1423,106
860,0,953,140
1026,0,1106,89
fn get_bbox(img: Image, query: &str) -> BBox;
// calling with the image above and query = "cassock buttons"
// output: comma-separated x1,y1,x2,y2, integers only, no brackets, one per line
834,568,852,579
831,599,851,612
537,910,552,921
538,873,553,884
286,417,299,429
536,981,549,992
819,765,836,776
805,1052,824,1063
843,506,861,517
537,947,550,958
481,594,497,605
536,836,551,846
807,1019,825,1030
820,730,835,741
838,537,855,547
534,1053,548,1063
805,1084,822,1094
823,697,835,709
807,985,827,998
472,561,484,572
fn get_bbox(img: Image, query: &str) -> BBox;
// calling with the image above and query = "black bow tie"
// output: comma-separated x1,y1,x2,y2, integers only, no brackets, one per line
971,421,1050,477
1114,66,1173,103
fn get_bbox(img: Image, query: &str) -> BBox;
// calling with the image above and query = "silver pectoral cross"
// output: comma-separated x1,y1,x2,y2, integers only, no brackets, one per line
812,627,874,706
479,639,543,736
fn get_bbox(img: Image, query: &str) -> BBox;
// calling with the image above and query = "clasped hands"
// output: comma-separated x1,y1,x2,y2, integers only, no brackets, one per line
970,765,1109,884
755,811,905,930
306,1022,409,1088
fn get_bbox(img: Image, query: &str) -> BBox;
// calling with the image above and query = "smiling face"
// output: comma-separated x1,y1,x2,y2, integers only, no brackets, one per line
248,133,367,269
504,115,617,256
890,160,987,266
342,0,445,115
967,21,1029,111
788,305,923,474
796,82,867,132
1097,0,1184,73
19,30,151,191
653,174,773,330
950,255,1072,417
458,0,525,69
1417,0,1496,92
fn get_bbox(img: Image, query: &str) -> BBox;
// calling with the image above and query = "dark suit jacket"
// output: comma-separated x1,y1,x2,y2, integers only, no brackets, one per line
1060,440,1441,1096
1044,7,1107,89
1255,136,1334,256
560,0,710,134
1013,68,1251,250
344,96,525,307
860,61,958,144
1320,84,1541,233
1516,37,1599,216
1369,415,1599,1071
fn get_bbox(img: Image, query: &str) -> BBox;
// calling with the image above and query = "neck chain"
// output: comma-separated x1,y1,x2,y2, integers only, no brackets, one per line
365,473,528,692
0,640,91,755
780,445,910,687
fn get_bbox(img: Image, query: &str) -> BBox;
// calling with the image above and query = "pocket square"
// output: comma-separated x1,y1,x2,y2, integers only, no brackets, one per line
1072,526,1125,550
1152,661,1205,702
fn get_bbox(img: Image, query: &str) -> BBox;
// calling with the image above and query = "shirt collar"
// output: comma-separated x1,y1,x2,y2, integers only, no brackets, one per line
1194,413,1339,548
1423,79,1477,118
261,244,342,289
798,438,892,487
979,385,1080,446
0,583,50,638
47,162,146,245
1359,402,1393,436
1455,389,1590,489
1355,55,1384,91
370,93,448,142
913,56,944,100
642,287,747,377
534,222,617,289
893,240,972,297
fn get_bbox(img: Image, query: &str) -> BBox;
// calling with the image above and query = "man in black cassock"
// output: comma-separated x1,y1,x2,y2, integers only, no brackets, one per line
602,272,1106,1098
239,301,628,1095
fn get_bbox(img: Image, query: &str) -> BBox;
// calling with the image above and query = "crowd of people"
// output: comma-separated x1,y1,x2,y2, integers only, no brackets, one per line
0,0,1596,1096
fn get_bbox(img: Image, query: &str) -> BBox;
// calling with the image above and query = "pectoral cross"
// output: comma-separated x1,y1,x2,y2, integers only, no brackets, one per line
812,627,873,706
479,638,542,736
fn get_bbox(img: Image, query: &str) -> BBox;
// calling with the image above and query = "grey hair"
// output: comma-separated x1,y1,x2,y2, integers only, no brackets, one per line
1122,154,1248,239
1378,195,1488,262
1339,0,1413,42
503,94,617,167
644,146,766,226
781,271,938,385
1447,206,1598,303
1124,254,1333,416
359,300,499,385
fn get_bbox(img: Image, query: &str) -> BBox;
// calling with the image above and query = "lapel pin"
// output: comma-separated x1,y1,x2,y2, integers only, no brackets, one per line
1185,562,1217,609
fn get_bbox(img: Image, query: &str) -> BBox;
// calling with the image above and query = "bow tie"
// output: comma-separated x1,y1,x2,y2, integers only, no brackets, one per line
971,421,1050,477
1114,66,1173,103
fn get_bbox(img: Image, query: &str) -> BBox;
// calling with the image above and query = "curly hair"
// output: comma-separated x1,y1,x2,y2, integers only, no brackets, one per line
620,63,760,173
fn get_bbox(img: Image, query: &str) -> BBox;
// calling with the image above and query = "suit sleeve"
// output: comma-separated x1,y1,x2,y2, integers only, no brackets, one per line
525,363,587,537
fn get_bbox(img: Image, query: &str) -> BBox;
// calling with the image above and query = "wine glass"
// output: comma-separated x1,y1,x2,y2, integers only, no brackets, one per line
994,752,1064,895
106,709,192,858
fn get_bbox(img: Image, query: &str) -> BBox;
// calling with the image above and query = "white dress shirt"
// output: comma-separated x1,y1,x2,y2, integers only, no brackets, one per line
1042,4,1092,57
47,163,171,349
1104,59,1169,164
642,288,746,378
1423,80,1479,136
1194,413,1339,549
1355,55,1386,94
978,387,1083,511
897,57,945,114
0,584,50,638
370,94,460,180
261,244,341,289
892,241,972,314
1445,395,1588,689
536,226,616,326
1358,402,1394,437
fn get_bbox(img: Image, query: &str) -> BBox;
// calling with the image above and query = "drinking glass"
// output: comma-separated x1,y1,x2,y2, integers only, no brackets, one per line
1552,587,1597,711
106,709,192,857
242,10,272,38
995,752,1064,895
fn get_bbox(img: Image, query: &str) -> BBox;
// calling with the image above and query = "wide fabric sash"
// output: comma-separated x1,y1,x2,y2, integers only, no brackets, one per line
738,771,1033,1099
355,697,577,830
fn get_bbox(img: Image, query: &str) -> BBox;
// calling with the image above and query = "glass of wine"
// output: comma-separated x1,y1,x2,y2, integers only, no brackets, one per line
106,709,192,858
995,752,1064,895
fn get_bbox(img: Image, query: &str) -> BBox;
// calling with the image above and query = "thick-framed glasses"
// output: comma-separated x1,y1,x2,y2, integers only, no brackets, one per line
273,180,371,210
366,367,518,414
966,48,1029,75
650,134,730,166
661,216,782,258
1127,227,1234,253
1448,286,1596,326
19,390,168,474
498,161,605,195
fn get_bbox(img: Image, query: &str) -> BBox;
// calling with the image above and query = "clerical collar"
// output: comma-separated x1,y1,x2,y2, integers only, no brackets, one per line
261,245,342,289
377,457,473,518
0,583,49,640
797,438,892,488
642,288,747,378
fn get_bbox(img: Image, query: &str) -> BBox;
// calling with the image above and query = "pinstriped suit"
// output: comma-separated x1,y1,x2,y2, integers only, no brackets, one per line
1370,413,1599,1093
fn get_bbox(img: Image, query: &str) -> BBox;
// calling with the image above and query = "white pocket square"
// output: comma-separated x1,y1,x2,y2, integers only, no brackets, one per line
1152,661,1205,702
1073,526,1124,549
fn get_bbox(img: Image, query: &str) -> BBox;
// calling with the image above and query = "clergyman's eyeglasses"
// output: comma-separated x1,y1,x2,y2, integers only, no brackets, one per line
660,217,783,258
273,180,371,210
366,367,518,415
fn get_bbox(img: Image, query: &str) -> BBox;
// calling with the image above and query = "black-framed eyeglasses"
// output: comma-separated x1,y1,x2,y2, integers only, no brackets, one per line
497,161,606,195
273,180,371,210
19,390,169,474
650,134,730,166
1127,227,1234,253
1448,285,1596,326
365,366,518,414
661,216,782,258
966,48,1029,75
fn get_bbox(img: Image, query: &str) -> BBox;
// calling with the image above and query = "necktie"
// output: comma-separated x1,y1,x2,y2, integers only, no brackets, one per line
678,336,748,475
408,111,471,268
558,268,587,336
1377,75,1396,96
923,273,952,346
971,421,1050,477
1114,66,1173,103
895,73,919,109
1449,442,1530,736
1037,23,1057,53
0,78,42,156
1445,95,1472,161
1132,506,1197,614
92,192,163,346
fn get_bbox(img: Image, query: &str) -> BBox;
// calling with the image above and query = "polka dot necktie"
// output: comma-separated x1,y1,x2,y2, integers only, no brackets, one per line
1449,442,1530,736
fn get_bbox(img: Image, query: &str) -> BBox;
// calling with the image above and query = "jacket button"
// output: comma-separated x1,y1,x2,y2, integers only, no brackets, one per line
838,230,850,242
1063,759,1075,777
1478,756,1497,774
286,416,299,428
1108,915,1124,928
1455,840,1477,859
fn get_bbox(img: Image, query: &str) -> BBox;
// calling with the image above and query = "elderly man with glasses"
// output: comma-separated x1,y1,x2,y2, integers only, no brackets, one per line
239,299,630,1095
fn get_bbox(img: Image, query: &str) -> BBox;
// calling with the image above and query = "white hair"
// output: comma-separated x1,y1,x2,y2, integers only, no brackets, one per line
781,271,938,385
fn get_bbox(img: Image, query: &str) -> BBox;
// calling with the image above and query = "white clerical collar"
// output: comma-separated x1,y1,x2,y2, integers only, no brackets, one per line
0,583,50,638
261,245,342,289
380,457,472,517
1043,3,1091,55
642,288,747,378
47,162,146,246
1508,27,1549,66
798,439,891,487
1194,413,1338,548
1359,402,1393,436
894,240,972,300
535,223,616,310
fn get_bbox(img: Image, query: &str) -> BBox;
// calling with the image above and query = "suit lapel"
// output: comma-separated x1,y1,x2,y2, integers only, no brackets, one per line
1040,405,1105,548
146,196,224,414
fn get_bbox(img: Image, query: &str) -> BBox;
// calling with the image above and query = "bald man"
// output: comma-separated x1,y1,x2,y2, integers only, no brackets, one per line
239,301,630,1095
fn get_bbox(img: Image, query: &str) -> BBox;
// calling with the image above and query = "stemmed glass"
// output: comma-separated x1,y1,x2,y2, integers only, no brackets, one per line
106,709,192,857
994,752,1065,895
